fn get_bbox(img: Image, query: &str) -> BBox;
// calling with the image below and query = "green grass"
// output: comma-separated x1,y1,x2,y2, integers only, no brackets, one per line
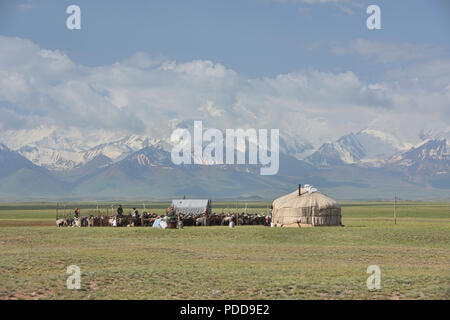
0,202,449,300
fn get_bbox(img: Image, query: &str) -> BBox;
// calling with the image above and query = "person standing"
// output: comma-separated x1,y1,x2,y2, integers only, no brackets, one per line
117,205,123,217
74,208,80,218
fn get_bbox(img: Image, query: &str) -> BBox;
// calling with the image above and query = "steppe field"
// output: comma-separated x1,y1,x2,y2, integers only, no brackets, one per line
0,201,448,300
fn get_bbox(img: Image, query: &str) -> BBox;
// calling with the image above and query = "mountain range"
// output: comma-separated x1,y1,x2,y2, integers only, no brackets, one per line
0,129,449,201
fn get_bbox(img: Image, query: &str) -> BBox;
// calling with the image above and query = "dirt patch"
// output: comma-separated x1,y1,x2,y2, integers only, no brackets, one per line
0,288,54,300
0,220,54,227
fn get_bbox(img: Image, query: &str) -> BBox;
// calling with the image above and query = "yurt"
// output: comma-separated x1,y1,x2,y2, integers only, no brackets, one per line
272,185,341,227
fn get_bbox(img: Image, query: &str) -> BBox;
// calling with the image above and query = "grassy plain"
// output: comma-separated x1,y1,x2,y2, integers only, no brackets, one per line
0,201,448,299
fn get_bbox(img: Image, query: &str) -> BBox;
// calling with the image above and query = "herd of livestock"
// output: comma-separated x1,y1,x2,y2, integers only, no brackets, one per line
56,210,269,228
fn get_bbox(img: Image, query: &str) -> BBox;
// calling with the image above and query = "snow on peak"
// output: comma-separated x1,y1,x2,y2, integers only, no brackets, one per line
391,136,449,164
0,142,8,151
83,134,163,163
360,129,411,150
1,128,165,171
433,130,450,145
305,129,411,166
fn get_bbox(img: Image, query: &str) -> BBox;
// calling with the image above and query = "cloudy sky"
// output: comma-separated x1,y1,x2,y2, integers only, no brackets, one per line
0,0,449,149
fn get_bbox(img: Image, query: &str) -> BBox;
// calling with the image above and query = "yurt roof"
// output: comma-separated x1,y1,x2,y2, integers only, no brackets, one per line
171,199,210,209
171,199,211,215
273,188,340,210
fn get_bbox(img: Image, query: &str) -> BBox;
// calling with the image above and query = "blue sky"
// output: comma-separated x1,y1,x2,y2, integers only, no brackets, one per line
0,0,449,149
1,0,449,80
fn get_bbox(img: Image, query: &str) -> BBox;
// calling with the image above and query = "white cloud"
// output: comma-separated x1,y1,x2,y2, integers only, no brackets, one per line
0,36,145,133
0,36,448,149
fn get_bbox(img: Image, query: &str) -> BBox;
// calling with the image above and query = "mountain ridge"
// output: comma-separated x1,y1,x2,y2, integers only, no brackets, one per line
0,130,449,201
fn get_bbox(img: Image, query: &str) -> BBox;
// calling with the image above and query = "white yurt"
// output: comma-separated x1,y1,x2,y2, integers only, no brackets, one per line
272,185,341,227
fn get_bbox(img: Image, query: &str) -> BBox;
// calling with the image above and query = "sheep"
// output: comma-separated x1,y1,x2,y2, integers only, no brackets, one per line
56,218,66,227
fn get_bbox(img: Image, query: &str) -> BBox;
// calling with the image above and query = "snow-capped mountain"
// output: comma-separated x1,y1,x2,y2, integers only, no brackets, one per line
305,133,364,166
305,129,410,167
17,136,86,171
0,142,37,177
0,142,69,198
278,134,314,160
385,136,449,188
11,134,164,171
82,135,163,163
389,137,449,179
1,129,449,200
354,129,411,161
391,138,449,166
4,126,447,176
0,142,46,177
117,145,173,169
